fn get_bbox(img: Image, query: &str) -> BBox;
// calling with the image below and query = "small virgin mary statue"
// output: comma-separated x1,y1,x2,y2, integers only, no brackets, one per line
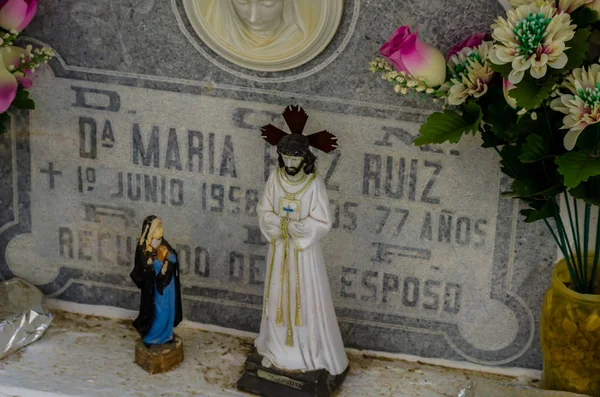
130,215,183,347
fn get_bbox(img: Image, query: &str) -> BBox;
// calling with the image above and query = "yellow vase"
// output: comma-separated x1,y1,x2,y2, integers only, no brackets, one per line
540,257,600,396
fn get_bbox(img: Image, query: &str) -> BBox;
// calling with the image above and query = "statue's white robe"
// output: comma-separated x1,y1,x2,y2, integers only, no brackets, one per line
255,170,348,375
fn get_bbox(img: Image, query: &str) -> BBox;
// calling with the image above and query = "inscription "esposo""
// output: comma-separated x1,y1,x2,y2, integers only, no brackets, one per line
340,267,461,314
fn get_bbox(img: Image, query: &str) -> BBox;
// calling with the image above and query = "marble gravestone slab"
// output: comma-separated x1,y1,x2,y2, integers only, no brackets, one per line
0,0,556,369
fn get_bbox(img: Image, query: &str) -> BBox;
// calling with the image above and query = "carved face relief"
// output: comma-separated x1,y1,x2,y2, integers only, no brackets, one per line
184,0,343,71
231,0,285,34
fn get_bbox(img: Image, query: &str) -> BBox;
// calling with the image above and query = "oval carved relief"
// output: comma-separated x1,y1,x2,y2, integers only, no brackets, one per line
183,0,344,72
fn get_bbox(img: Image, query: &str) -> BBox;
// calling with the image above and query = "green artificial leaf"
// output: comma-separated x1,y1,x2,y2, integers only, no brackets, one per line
508,179,562,198
0,112,8,134
575,123,600,151
536,183,565,197
499,144,528,179
588,29,600,60
489,62,511,79
501,191,520,198
510,74,560,110
462,101,483,134
499,140,562,198
520,201,555,223
570,7,598,29
564,29,591,70
556,150,600,188
414,110,466,145
569,175,600,205
11,89,35,110
516,115,546,139
510,178,544,197
478,85,505,107
414,104,481,146
520,134,551,162
485,102,519,142
481,126,506,148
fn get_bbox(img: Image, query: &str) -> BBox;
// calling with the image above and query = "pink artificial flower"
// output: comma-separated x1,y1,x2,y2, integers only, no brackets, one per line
0,46,21,112
0,0,37,32
2,45,28,87
446,33,487,60
379,25,447,87
15,68,30,88
379,26,412,64
503,78,518,108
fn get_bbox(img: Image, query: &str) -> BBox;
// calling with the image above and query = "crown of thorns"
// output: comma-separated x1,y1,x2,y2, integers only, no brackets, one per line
260,105,338,153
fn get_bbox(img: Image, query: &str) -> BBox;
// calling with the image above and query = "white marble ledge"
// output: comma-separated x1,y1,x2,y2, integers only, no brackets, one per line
0,300,549,397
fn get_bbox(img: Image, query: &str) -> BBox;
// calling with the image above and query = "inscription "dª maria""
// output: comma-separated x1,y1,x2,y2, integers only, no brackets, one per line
257,369,304,390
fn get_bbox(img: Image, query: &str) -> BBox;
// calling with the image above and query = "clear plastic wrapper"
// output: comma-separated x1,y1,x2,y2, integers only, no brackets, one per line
0,277,53,359
458,379,589,397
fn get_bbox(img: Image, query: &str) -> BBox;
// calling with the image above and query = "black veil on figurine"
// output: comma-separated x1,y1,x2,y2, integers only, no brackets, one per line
237,105,349,397
130,215,184,374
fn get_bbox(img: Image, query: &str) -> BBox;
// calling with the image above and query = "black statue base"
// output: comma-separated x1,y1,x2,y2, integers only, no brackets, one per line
237,347,349,397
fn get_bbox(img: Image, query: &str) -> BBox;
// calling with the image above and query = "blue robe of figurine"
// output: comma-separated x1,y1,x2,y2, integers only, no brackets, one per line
143,252,177,345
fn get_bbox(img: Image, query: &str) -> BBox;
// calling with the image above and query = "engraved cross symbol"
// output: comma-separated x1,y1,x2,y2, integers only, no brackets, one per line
40,162,62,189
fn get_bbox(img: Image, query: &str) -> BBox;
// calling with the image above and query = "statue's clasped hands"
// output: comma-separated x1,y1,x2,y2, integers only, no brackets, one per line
288,220,306,238
157,245,169,275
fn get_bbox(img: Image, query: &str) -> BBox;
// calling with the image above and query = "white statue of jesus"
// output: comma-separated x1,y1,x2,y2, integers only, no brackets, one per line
254,107,349,376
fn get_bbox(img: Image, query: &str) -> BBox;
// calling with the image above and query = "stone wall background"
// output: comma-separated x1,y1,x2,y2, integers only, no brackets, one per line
0,0,557,369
